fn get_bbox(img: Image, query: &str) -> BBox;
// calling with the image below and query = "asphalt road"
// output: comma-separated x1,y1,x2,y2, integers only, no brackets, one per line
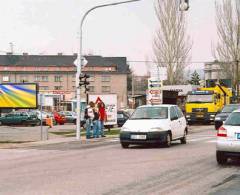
0,125,240,195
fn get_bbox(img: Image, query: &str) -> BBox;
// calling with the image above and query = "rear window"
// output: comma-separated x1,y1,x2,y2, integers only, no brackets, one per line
130,107,168,119
225,112,240,126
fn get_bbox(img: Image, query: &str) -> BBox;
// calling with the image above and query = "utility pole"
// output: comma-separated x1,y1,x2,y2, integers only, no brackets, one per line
131,71,134,109
76,0,141,140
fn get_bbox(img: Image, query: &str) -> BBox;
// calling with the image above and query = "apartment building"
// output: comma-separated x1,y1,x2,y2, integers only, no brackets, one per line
0,54,130,110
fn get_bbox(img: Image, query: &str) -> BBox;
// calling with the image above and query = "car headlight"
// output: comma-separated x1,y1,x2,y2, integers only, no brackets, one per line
210,115,215,117
215,117,221,121
186,115,190,118
121,127,130,132
150,127,164,132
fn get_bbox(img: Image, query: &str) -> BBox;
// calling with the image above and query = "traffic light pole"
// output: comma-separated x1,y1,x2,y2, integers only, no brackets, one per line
76,0,141,140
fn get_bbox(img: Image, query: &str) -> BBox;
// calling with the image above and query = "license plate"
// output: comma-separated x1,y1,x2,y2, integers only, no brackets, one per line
196,114,204,118
131,134,146,140
236,133,240,139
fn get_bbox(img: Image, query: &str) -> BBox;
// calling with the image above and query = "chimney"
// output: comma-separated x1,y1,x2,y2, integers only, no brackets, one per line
58,53,63,56
6,52,13,55
23,53,28,56
73,53,78,56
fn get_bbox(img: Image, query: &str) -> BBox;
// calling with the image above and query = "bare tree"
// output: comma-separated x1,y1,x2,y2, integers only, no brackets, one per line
214,0,240,97
153,0,192,85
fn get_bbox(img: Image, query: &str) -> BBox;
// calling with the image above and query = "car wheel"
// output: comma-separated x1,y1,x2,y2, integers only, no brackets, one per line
216,151,227,165
121,142,129,148
165,133,171,147
180,130,187,144
36,119,41,126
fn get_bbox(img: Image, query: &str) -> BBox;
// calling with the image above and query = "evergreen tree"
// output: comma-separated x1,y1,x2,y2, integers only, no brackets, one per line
189,70,200,85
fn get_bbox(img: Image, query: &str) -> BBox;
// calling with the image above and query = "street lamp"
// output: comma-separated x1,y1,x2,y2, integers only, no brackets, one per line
76,0,141,140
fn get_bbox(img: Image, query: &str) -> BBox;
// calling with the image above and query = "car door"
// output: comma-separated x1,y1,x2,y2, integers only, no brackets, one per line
169,106,179,139
2,113,12,124
175,106,187,137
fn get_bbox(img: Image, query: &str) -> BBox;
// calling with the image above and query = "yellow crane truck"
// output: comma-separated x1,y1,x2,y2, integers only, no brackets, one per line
185,84,232,124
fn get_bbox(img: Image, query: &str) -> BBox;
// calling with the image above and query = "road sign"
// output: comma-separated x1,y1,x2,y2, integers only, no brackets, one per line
147,79,163,105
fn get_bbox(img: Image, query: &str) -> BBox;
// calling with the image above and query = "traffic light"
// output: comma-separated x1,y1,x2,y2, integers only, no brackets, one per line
179,0,189,11
79,73,90,88
79,73,90,93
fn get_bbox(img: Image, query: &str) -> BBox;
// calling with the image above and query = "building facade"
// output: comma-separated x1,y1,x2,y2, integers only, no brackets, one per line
83,55,130,109
0,54,129,110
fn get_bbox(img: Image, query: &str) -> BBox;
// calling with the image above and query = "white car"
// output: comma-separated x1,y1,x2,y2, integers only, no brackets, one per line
120,105,188,148
216,109,240,164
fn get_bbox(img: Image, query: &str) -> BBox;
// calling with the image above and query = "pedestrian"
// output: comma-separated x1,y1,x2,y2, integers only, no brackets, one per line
92,104,100,138
98,101,107,137
85,101,95,139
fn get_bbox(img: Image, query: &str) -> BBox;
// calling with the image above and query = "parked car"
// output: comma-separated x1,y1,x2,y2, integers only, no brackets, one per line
214,104,240,130
53,112,66,125
120,105,188,148
117,110,130,127
31,110,56,125
216,109,240,164
59,111,77,124
59,111,85,126
0,111,40,126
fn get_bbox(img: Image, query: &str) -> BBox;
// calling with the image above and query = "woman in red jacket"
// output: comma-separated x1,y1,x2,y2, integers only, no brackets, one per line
98,101,107,137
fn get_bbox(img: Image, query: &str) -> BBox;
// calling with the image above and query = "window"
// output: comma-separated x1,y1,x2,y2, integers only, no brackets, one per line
102,86,110,93
176,107,184,118
42,76,48,82
170,107,178,120
101,75,111,82
35,76,40,81
55,75,62,82
54,86,63,90
39,86,49,90
2,76,9,82
89,86,95,92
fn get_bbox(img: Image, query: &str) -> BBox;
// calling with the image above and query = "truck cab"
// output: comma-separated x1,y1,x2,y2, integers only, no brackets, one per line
185,85,232,124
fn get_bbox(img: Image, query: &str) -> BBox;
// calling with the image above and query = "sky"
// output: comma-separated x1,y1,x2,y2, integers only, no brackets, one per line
0,0,217,75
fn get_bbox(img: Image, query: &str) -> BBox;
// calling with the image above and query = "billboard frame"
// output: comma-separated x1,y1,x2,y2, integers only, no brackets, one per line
0,83,39,109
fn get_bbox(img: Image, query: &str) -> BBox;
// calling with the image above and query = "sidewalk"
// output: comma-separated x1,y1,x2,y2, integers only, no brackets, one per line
0,124,214,149
0,134,119,149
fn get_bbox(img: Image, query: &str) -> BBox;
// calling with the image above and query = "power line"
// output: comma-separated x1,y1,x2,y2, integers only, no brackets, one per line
127,60,238,64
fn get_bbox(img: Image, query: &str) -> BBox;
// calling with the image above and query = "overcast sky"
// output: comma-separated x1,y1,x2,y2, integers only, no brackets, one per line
0,0,217,75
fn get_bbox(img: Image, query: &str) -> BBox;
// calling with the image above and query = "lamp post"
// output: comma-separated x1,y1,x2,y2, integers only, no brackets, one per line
76,0,141,140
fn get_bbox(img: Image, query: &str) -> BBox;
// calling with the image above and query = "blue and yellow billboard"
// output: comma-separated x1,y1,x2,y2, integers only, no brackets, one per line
0,83,38,108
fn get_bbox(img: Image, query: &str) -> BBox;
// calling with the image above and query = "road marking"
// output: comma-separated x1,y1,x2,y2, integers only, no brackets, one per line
188,137,216,142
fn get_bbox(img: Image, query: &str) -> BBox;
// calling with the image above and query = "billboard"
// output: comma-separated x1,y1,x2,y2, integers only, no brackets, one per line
0,83,38,109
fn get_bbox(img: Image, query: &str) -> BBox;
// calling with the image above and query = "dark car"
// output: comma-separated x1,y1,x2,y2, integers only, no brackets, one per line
0,111,40,126
214,104,240,130
117,110,130,127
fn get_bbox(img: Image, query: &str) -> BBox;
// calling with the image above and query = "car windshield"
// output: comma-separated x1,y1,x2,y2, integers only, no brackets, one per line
222,105,240,113
187,94,213,103
130,107,168,119
225,112,240,126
